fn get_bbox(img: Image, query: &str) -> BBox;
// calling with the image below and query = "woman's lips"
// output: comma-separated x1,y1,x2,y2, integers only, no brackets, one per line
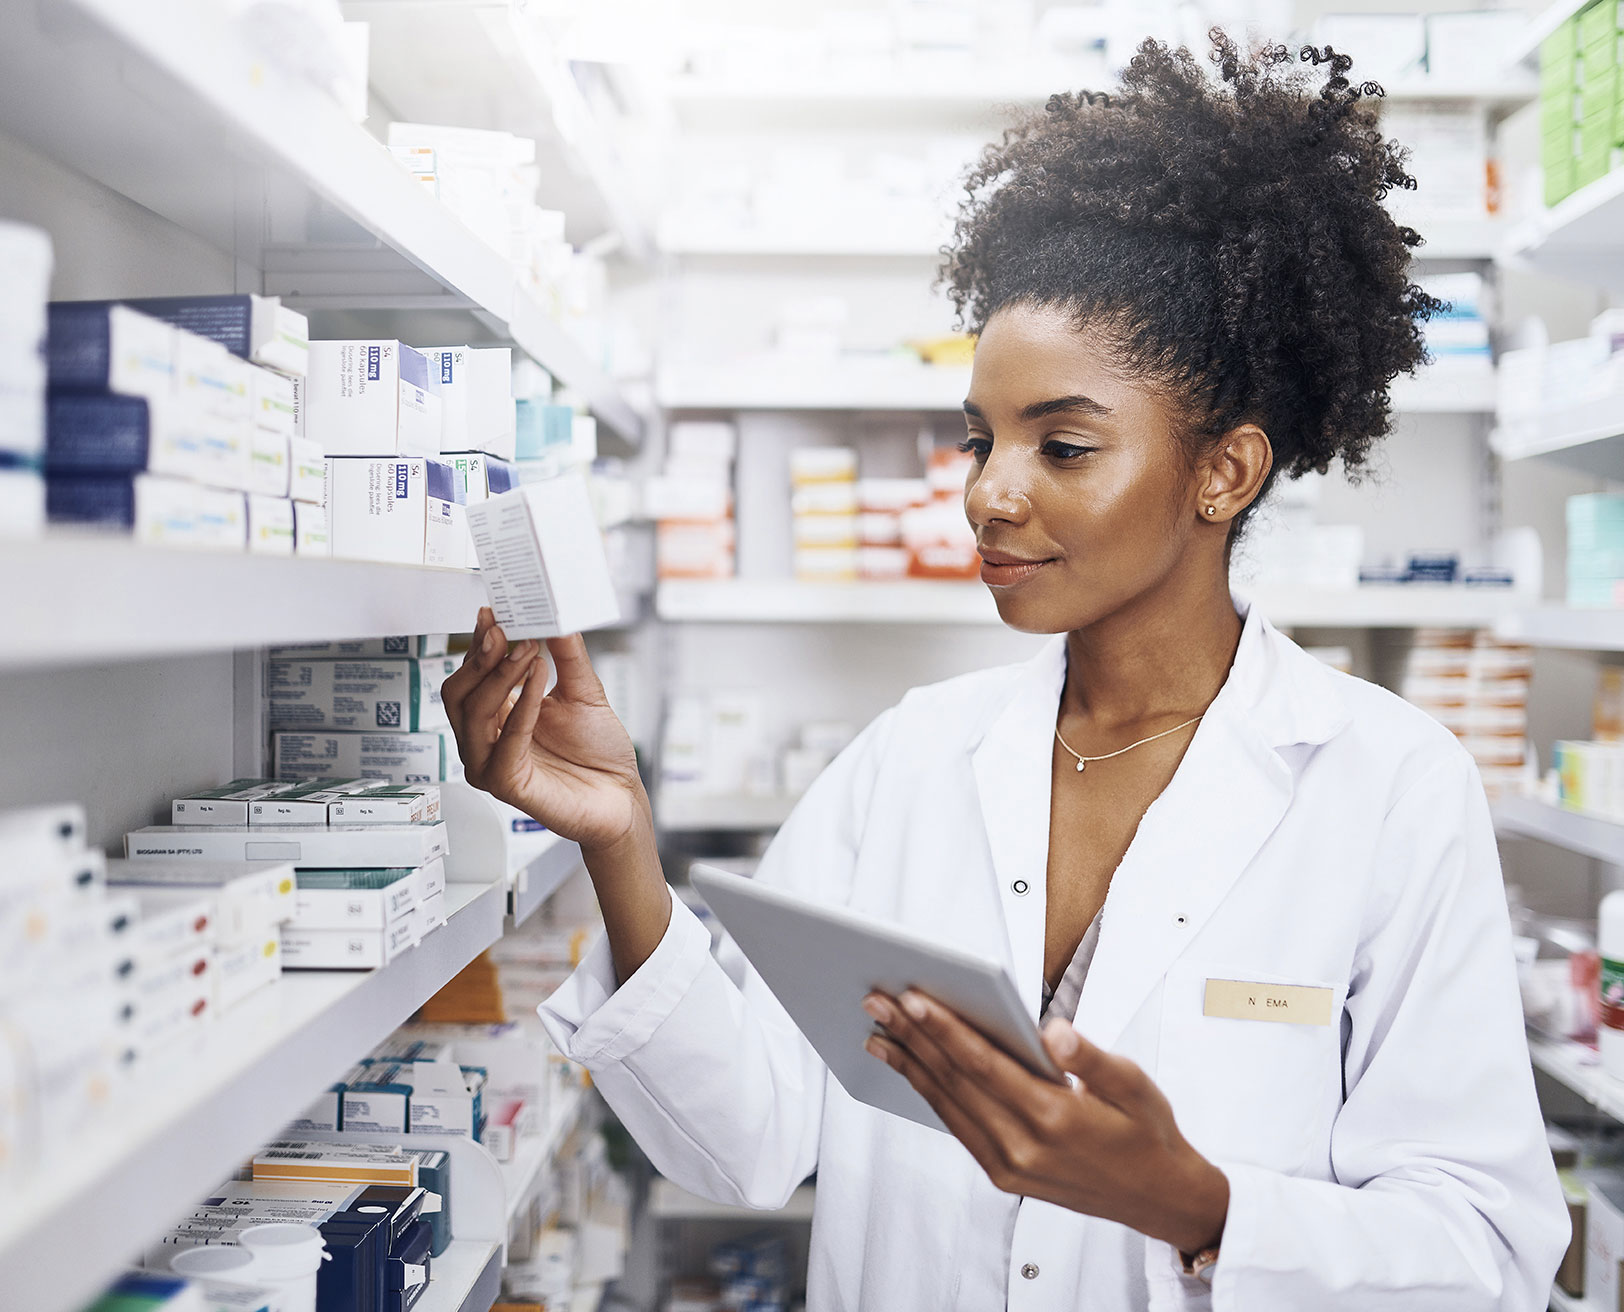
978,555,1055,587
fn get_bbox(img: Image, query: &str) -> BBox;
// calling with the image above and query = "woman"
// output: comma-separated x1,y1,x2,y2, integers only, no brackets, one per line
442,35,1567,1310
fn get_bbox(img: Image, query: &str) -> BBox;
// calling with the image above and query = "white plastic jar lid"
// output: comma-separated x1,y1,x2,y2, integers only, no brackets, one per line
238,1223,328,1276
170,1245,258,1276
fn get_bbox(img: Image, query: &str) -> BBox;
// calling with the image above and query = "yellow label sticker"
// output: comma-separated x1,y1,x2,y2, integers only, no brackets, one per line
1203,979,1333,1026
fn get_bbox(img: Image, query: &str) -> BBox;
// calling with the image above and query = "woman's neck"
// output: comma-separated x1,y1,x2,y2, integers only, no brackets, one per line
1061,571,1243,729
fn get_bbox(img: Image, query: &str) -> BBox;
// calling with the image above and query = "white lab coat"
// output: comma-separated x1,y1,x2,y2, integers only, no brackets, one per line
539,605,1569,1311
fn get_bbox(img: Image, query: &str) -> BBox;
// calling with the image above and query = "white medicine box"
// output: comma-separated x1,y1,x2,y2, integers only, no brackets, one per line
420,345,516,460
326,456,428,564
466,473,620,638
307,341,441,457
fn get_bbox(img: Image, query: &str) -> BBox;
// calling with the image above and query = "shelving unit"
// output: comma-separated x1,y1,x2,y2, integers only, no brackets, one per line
1501,169,1624,295
509,834,586,928
656,360,1497,413
657,578,1519,628
1492,394,1624,477
1496,607,1624,651
418,1240,504,1312
0,536,486,669
0,879,506,1312
0,0,643,444
501,1084,589,1222
1493,795,1624,862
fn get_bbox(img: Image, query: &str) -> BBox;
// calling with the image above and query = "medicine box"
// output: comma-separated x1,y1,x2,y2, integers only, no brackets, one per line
282,912,419,969
171,334,254,491
214,931,281,1011
248,778,370,826
288,435,325,503
291,866,420,930
294,500,329,556
326,455,443,564
420,345,516,459
273,729,453,785
308,341,441,458
267,657,457,733
124,822,449,870
46,472,248,550
170,779,291,827
248,493,295,555
249,428,290,498
271,636,451,659
46,302,175,400
119,294,310,378
466,473,620,638
287,1088,343,1133
423,456,465,569
254,1142,419,1187
329,785,436,824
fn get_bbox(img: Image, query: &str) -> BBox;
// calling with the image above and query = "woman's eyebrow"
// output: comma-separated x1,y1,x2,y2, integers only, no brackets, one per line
1020,394,1112,421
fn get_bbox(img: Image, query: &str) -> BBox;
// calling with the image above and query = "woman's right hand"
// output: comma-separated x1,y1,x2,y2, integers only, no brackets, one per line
442,607,650,854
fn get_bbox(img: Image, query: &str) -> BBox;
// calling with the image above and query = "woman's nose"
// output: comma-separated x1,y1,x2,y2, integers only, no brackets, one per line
965,457,1031,526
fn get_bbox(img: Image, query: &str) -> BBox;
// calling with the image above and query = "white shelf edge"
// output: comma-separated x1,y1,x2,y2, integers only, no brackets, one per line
1493,794,1624,864
656,792,798,833
647,1177,816,1222
1509,0,1589,64
508,834,585,929
0,878,507,1312
418,1238,503,1312
0,535,488,670
1495,606,1624,651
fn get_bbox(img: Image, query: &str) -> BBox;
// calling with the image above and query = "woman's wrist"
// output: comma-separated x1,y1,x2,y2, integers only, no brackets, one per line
1159,1148,1230,1256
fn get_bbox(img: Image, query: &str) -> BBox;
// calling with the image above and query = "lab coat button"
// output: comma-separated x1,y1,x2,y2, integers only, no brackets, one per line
1012,880,1030,895
1021,1263,1039,1279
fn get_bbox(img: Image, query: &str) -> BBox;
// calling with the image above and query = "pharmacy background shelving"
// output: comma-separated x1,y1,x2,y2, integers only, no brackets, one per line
655,360,1498,414
0,0,644,445
646,1178,817,1223
656,578,1520,628
0,879,506,1312
1496,607,1624,651
1492,395,1624,477
1500,169,1624,295
1493,794,1624,863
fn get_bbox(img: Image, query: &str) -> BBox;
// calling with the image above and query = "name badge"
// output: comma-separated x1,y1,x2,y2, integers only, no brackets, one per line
1203,979,1333,1026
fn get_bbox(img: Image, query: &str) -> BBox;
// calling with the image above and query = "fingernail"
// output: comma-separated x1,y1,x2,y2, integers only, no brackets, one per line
483,628,500,654
861,996,891,1024
1050,1024,1080,1058
865,1036,888,1061
506,640,532,663
900,993,927,1021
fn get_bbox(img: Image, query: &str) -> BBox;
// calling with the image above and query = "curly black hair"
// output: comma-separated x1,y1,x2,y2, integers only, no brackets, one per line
942,31,1442,518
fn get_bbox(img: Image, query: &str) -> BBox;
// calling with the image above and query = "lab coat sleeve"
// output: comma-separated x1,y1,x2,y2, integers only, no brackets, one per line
1209,749,1569,1312
536,708,898,1211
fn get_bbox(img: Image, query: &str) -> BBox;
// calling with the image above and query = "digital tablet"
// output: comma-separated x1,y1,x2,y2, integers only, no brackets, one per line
689,863,1066,1134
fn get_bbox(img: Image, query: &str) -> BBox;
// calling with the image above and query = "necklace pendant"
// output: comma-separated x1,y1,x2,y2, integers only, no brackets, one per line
1076,759,1086,773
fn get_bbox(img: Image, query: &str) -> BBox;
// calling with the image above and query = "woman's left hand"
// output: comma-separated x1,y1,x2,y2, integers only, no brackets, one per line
862,990,1229,1256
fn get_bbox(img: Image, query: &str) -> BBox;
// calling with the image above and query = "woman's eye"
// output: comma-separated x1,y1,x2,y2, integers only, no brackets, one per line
958,435,991,461
1043,440,1095,461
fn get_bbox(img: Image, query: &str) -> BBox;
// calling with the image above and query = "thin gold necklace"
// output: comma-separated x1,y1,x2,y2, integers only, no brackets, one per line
1054,714,1205,774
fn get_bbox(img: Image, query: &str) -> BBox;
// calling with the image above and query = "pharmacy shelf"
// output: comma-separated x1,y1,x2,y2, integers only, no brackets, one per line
1501,170,1624,295
0,0,643,444
656,579,1517,629
1493,794,1624,863
501,1084,588,1222
648,1177,817,1222
657,792,799,834
0,878,507,1312
0,535,487,669
656,362,1495,414
1529,1033,1624,1122
345,0,651,257
1492,395,1624,478
419,1239,504,1312
1496,607,1624,651
509,834,585,929
1549,1284,1593,1312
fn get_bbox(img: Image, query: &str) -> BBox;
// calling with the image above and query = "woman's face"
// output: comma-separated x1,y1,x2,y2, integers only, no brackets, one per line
961,302,1213,635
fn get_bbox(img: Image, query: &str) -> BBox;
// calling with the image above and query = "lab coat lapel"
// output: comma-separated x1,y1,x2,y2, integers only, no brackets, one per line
971,638,1067,1018
1072,608,1351,1053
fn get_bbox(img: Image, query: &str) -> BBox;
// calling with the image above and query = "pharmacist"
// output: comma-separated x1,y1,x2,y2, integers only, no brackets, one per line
442,36,1566,1312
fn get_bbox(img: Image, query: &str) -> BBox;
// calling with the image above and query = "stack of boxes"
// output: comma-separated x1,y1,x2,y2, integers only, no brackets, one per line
0,803,295,1192
857,477,927,581
43,295,318,552
791,446,859,582
1540,1,1623,207
901,446,979,579
0,221,51,534
125,806,449,971
264,641,463,785
1417,273,1493,379
1568,493,1624,607
650,421,736,580
1401,629,1533,799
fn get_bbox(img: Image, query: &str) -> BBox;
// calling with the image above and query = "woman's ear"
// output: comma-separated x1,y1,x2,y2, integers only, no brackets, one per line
1197,424,1273,525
